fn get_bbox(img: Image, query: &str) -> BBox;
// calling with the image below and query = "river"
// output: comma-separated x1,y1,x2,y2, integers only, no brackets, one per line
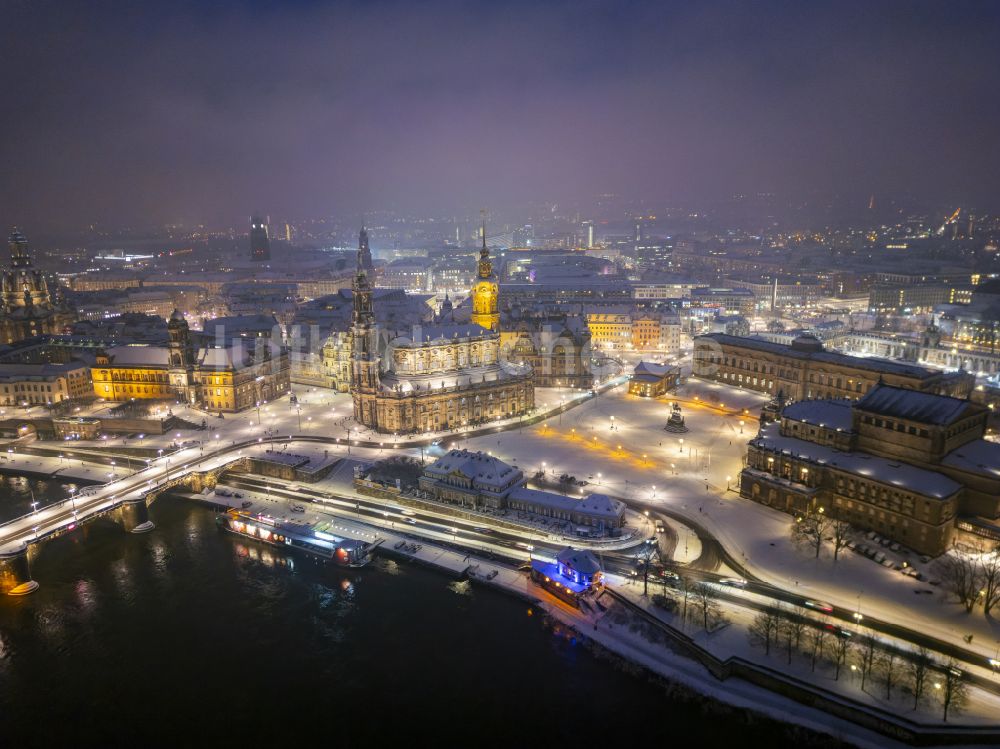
0,480,843,747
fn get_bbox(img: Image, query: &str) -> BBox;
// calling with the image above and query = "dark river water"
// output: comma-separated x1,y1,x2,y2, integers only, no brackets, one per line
0,479,842,748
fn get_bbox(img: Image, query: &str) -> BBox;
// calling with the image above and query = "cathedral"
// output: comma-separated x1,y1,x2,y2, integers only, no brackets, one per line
0,229,75,344
350,225,534,434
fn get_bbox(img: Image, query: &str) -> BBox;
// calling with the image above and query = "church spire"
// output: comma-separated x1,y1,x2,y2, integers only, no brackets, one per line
358,224,374,272
481,211,488,257
470,208,499,331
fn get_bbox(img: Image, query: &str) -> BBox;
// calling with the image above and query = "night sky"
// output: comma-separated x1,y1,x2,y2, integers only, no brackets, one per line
2,0,999,230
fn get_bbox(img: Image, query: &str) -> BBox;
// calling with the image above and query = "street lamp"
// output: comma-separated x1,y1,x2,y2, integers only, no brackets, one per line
679,438,684,454
726,475,732,491
610,414,615,431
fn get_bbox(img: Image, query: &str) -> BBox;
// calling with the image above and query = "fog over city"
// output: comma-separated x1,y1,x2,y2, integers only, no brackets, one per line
2,0,1000,230
7,3,1000,746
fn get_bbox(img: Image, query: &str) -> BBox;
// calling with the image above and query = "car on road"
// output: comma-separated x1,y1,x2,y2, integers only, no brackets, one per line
290,504,305,513
719,577,748,588
473,526,494,534
659,569,680,581
403,517,417,525
804,600,834,613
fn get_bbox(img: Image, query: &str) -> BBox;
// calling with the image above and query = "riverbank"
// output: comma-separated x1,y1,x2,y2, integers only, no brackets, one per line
187,484,984,748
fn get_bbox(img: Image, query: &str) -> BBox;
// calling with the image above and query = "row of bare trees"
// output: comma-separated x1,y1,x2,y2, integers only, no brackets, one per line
748,608,969,721
653,573,725,632
791,506,852,560
934,540,1000,615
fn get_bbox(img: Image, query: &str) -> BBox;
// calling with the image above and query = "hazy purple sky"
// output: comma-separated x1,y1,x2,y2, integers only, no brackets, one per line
2,0,999,230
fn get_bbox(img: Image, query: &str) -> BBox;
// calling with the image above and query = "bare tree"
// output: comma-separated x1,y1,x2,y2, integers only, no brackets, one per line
830,633,854,681
678,574,697,625
781,617,807,665
907,647,933,709
939,660,968,722
876,648,899,700
857,633,879,693
791,506,832,559
805,625,827,672
979,545,1000,616
748,609,783,656
692,582,721,631
638,538,659,596
934,549,984,613
831,519,852,561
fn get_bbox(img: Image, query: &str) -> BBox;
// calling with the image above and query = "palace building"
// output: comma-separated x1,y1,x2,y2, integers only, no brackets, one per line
0,229,76,344
91,310,290,411
693,332,974,402
350,227,534,434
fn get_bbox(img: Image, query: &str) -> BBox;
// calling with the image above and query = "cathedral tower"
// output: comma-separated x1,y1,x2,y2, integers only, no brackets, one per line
470,217,500,331
350,240,381,427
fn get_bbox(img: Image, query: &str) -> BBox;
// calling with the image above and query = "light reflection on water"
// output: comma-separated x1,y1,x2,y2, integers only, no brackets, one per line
0,492,820,748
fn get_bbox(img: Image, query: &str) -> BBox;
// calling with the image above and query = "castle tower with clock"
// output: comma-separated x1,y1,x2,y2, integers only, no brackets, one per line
470,219,500,332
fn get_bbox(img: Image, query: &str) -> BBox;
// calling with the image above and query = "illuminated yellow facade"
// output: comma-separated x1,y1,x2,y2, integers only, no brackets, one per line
91,355,172,401
469,230,499,331
90,311,290,411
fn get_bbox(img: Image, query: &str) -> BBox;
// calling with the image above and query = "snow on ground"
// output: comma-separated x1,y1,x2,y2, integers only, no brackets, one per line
7,378,1000,662
612,581,1000,727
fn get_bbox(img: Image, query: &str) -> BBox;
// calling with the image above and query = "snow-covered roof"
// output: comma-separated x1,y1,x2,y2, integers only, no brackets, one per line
100,345,171,367
698,334,939,378
424,449,521,489
0,361,89,379
395,323,493,345
633,361,672,379
781,399,854,432
508,487,625,520
856,384,975,426
941,439,1000,479
753,422,961,499
196,340,284,370
556,547,602,576
577,493,626,519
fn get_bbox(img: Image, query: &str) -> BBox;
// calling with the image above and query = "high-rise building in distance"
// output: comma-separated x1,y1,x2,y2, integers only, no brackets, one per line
250,214,270,261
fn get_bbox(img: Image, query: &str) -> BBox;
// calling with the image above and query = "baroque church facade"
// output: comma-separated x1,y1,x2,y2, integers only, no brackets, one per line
350,227,534,433
0,229,76,344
